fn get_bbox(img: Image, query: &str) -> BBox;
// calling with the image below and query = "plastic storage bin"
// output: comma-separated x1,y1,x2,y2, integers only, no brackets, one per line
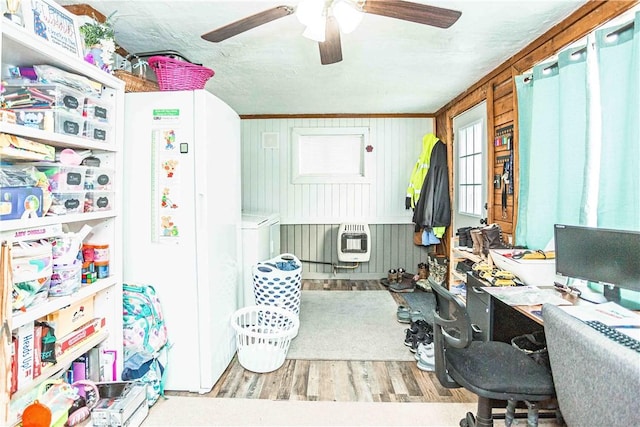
84,167,114,191
48,192,85,215
4,84,85,115
84,191,114,212
15,108,85,137
252,253,302,315
30,163,86,192
83,96,112,122
49,259,82,296
84,119,111,143
231,305,299,373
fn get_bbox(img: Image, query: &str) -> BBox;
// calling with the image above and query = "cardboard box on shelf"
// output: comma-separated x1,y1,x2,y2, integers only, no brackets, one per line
16,321,35,389
46,296,95,337
55,317,106,357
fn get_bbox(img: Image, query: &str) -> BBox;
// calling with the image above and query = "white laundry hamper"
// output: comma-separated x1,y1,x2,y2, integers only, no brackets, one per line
231,305,299,373
252,253,302,315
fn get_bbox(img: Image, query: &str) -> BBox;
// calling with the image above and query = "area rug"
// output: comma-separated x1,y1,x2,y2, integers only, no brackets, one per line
142,396,479,426
286,291,414,361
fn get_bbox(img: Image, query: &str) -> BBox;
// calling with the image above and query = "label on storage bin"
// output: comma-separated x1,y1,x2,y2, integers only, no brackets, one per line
62,95,79,110
96,195,109,209
66,172,82,187
64,197,81,210
93,128,107,141
97,174,110,186
63,120,80,135
94,106,107,120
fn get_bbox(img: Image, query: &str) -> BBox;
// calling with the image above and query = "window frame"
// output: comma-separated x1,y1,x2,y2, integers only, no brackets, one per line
290,127,371,184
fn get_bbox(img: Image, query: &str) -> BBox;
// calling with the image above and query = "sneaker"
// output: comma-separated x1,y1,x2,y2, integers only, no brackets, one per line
403,319,432,347
416,343,435,372
410,319,432,334
409,330,434,353
414,342,435,361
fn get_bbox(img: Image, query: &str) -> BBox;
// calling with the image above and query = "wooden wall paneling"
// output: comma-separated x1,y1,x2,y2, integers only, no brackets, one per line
493,93,513,119
436,1,639,247
486,84,496,225
437,2,638,119
493,111,514,129
492,76,513,100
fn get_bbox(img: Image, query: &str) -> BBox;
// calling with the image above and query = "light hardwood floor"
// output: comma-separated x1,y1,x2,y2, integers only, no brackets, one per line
167,279,477,404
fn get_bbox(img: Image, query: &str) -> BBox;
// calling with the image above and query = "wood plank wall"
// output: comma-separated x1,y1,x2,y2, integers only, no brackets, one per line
435,0,639,246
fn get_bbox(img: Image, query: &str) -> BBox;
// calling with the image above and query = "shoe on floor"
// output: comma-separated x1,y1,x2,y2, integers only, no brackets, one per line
410,310,425,323
389,280,415,293
415,279,432,292
410,319,433,334
417,358,435,372
410,329,434,353
414,342,435,361
396,305,412,323
416,342,435,371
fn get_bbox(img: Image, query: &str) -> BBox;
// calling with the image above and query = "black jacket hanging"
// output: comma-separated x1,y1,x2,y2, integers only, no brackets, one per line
412,140,451,230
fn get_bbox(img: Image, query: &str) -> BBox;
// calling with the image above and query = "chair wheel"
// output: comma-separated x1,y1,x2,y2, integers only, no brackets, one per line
459,412,476,427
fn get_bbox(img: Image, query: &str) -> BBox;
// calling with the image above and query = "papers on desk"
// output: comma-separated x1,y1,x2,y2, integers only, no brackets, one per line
560,301,640,328
481,285,572,306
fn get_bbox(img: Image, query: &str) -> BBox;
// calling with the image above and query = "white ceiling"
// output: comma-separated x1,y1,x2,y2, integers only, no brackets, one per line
56,0,589,115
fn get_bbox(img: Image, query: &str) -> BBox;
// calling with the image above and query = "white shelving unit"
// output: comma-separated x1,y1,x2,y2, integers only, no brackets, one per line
0,16,124,426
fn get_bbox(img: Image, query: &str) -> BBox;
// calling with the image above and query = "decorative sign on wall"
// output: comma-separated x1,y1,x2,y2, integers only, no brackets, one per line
21,0,82,58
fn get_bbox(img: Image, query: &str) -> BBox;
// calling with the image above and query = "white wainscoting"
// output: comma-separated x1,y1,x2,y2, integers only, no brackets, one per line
280,223,435,279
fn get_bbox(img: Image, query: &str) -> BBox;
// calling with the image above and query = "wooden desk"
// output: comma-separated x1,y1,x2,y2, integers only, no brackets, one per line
465,274,584,342
511,286,581,325
465,273,543,342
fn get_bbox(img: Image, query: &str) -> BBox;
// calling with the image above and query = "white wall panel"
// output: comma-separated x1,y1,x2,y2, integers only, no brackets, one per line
241,117,434,224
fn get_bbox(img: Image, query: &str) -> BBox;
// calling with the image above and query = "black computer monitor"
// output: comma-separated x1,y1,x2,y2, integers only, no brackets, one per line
554,224,640,310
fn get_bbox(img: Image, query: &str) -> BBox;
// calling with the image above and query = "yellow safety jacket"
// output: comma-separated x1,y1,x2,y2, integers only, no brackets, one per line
406,133,439,209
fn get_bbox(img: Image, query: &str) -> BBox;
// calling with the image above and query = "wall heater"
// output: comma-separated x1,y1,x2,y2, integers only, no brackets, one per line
337,223,371,262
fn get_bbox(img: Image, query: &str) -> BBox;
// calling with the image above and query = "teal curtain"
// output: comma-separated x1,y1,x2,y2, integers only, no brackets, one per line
515,47,588,250
514,75,533,246
595,15,640,231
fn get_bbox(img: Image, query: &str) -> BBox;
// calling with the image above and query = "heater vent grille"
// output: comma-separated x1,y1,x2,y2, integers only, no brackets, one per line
337,223,371,262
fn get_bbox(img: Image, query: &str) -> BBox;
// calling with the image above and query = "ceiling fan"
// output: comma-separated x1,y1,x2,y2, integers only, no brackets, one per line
201,0,462,65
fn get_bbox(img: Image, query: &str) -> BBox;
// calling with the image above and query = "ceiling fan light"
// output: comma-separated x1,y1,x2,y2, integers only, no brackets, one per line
302,16,326,42
296,0,325,26
333,0,363,34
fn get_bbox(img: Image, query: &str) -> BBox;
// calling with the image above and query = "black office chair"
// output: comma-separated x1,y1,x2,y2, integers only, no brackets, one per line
430,281,556,427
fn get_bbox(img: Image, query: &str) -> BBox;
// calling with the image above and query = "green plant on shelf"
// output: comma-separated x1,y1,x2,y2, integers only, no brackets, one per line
79,12,119,72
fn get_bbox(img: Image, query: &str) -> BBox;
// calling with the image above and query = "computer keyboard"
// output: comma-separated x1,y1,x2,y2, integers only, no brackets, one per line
585,320,640,353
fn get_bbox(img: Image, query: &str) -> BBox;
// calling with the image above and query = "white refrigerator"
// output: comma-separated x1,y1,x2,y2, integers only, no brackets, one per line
122,90,241,393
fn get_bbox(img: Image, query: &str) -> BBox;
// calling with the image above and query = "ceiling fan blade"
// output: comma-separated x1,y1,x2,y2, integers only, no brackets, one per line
319,16,343,65
362,0,461,29
201,5,294,42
